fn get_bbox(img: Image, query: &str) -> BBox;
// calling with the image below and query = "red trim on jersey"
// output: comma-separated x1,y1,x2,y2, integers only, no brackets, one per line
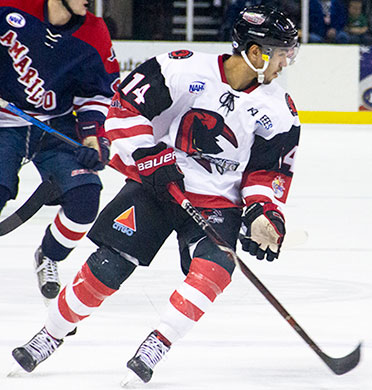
0,0,45,20
107,125,153,142
218,55,229,84
183,191,242,209
244,194,273,207
218,55,259,93
170,290,204,321
185,258,231,301
58,287,88,323
74,101,110,110
242,170,292,203
72,263,117,308
54,214,86,241
107,94,143,120
72,13,119,75
109,155,141,182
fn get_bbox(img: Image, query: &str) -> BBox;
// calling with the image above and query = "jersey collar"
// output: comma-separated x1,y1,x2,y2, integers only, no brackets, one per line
218,54,260,94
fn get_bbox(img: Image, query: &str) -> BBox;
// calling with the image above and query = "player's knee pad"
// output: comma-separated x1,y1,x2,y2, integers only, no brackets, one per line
62,184,101,224
182,236,236,276
86,246,137,290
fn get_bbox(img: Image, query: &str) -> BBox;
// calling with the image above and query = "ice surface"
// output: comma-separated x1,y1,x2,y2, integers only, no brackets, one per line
0,124,371,389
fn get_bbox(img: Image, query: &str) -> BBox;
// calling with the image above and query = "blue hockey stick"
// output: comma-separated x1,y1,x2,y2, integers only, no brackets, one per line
0,97,81,148
0,98,84,235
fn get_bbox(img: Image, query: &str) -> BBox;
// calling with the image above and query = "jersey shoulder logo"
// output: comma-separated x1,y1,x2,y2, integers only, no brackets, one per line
285,93,298,116
168,50,193,59
6,13,26,28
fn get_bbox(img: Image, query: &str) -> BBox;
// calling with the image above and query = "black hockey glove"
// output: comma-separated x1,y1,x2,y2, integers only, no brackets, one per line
132,142,185,201
240,202,286,261
75,121,110,171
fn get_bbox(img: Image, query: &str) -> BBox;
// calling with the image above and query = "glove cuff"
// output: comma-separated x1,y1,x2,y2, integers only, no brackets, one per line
135,147,176,177
132,142,168,161
262,203,285,223
77,121,105,140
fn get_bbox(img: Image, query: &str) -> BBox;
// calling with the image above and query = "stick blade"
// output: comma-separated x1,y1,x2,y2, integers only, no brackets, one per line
0,180,61,236
321,343,362,375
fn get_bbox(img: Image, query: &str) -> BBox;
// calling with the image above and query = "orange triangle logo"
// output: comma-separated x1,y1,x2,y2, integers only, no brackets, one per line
114,206,136,231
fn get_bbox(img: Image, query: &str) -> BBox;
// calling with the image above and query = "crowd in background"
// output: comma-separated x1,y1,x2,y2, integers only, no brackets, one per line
89,0,372,44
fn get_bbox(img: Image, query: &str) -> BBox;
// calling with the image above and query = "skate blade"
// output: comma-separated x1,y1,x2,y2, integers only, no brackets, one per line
282,229,309,249
6,362,24,378
120,369,145,388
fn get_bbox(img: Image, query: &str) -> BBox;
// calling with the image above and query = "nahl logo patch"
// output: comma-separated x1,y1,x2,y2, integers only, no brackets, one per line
112,206,136,236
189,81,205,94
6,13,26,28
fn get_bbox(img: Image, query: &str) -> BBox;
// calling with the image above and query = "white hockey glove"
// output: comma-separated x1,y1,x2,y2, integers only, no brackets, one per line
240,202,286,261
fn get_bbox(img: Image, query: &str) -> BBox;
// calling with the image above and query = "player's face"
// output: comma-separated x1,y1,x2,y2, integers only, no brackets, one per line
65,0,89,16
262,48,291,84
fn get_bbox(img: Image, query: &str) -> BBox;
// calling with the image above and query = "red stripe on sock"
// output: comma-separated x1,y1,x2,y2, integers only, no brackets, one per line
185,258,231,301
72,263,117,308
170,290,204,321
54,213,86,241
58,287,89,323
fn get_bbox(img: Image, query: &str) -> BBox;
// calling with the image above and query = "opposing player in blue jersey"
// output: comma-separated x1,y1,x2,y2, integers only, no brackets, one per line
0,0,120,299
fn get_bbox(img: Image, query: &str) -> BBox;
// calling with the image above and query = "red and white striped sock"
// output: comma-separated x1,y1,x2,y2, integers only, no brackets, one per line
49,208,92,250
45,262,117,339
157,257,231,344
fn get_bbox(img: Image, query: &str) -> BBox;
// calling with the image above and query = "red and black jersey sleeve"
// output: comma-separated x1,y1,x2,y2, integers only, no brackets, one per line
117,57,173,121
241,123,300,206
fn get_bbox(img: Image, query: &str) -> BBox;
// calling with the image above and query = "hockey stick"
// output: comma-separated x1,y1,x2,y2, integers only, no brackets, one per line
0,97,81,148
167,182,361,375
0,98,81,235
0,180,61,236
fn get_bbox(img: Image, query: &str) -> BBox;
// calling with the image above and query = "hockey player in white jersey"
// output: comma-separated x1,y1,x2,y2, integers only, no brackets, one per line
12,5,301,385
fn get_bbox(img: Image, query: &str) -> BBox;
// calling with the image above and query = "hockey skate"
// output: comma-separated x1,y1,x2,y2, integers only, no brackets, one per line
124,331,171,385
34,246,60,299
12,327,63,372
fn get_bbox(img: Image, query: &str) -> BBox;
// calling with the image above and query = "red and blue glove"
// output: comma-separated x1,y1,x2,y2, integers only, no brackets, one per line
75,121,110,171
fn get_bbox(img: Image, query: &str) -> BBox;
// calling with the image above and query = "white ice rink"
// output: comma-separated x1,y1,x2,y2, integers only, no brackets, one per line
0,123,371,390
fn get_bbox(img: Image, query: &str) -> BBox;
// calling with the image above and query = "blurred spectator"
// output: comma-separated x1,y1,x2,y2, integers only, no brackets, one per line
309,0,333,42
132,0,173,40
309,0,355,43
219,0,301,41
343,0,372,44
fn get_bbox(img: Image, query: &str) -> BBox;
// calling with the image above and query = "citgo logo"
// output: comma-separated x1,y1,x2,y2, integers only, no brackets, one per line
112,206,136,236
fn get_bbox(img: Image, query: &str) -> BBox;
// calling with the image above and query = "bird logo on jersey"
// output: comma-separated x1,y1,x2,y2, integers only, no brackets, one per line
112,206,136,236
176,108,239,174
176,108,239,173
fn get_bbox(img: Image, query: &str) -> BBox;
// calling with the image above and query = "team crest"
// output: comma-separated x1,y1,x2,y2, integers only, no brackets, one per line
168,50,193,59
175,108,239,174
272,176,285,198
112,206,136,236
285,93,298,116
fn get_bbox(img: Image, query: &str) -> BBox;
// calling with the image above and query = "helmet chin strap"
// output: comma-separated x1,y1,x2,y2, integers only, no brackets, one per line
241,50,269,84
61,0,75,16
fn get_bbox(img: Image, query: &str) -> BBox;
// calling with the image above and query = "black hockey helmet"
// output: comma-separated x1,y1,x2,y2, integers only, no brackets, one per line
232,5,298,55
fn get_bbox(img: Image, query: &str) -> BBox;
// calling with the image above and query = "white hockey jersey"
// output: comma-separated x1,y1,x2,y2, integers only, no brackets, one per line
105,50,301,209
